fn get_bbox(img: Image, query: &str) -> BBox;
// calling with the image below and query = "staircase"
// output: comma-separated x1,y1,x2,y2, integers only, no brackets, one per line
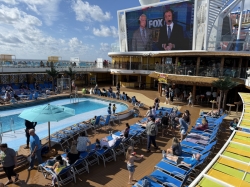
206,0,245,50
207,0,232,41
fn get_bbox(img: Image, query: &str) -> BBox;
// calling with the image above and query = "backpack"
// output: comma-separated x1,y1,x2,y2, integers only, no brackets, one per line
142,178,149,187
150,122,156,135
41,146,49,156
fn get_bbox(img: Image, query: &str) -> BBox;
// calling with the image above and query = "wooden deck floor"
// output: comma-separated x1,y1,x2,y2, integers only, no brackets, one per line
1,87,236,187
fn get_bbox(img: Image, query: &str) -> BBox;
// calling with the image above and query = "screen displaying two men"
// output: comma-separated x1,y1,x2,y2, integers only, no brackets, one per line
126,1,194,51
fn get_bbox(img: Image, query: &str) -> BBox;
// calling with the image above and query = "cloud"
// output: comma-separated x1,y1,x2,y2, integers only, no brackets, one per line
93,25,118,37
0,0,17,5
0,33,23,44
0,2,107,60
84,26,89,31
68,37,90,54
0,5,42,27
71,0,112,22
100,43,110,52
18,0,61,26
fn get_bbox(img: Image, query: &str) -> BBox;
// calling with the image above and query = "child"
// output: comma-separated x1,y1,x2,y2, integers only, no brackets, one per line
126,146,144,185
107,106,111,115
113,104,117,114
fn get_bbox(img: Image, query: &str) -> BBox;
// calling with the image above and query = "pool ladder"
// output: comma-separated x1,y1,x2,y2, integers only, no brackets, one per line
70,91,79,104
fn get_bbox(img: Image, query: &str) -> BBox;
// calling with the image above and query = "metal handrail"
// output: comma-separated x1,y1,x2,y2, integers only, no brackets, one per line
70,92,79,104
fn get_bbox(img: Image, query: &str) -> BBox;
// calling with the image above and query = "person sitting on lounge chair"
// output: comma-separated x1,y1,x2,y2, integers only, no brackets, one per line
45,155,65,187
166,137,182,156
100,136,120,148
84,116,96,126
194,118,209,131
229,118,239,132
1,91,11,102
165,153,201,167
46,89,55,95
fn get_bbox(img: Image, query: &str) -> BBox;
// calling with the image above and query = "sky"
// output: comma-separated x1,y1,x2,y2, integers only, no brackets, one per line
0,0,249,62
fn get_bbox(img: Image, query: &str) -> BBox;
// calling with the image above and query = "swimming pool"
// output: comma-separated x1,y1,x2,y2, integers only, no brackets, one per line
1,97,128,150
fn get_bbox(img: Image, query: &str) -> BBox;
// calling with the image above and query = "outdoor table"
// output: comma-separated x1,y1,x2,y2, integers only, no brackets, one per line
234,101,242,114
200,95,205,102
227,104,235,115
210,100,217,111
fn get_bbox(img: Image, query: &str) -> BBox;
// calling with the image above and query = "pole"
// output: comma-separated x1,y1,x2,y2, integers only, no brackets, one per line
48,121,51,150
130,56,131,70
244,9,247,23
237,1,245,40
247,10,249,22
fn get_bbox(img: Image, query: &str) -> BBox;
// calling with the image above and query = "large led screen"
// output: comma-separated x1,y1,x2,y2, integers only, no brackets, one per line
126,1,194,51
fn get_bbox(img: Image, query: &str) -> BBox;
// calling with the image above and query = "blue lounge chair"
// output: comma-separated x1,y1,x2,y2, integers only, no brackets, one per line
150,169,187,187
24,93,33,100
155,160,188,176
86,149,99,166
99,115,111,129
110,138,125,157
90,115,101,130
95,147,116,167
106,91,111,97
49,166,76,187
134,176,164,187
181,141,217,156
34,92,39,100
162,151,210,169
71,157,89,175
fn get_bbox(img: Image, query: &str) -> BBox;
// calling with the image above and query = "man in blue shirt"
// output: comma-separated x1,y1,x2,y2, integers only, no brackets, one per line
165,153,201,167
28,129,42,171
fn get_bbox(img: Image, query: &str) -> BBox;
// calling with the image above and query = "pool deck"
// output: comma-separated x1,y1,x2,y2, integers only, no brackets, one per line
1,87,241,187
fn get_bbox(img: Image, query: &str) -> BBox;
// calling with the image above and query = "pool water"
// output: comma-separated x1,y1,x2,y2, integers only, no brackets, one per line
0,98,127,133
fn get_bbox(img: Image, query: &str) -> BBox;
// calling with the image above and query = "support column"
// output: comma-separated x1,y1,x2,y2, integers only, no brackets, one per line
244,58,248,78
237,0,245,40
238,57,242,78
130,56,132,70
141,56,143,69
175,57,179,74
220,57,225,76
158,83,162,95
112,74,115,86
138,75,142,90
192,85,196,102
196,57,201,76
147,56,149,70
116,74,118,86
160,83,163,96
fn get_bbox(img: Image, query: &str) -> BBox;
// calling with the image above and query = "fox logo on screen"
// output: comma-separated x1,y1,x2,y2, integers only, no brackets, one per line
148,19,164,28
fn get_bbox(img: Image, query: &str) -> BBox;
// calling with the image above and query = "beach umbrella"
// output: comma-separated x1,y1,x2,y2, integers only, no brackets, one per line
18,104,75,149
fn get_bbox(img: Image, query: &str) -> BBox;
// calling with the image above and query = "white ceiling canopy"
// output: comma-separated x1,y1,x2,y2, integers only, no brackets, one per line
139,0,160,6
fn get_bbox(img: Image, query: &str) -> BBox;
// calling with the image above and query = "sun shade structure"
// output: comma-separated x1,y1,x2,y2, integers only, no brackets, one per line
19,104,75,149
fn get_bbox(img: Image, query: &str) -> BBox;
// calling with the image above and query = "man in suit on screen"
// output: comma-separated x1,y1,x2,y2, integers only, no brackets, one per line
158,9,186,50
132,14,153,51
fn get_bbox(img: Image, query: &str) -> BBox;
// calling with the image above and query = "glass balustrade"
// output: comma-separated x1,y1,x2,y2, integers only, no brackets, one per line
0,60,248,79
